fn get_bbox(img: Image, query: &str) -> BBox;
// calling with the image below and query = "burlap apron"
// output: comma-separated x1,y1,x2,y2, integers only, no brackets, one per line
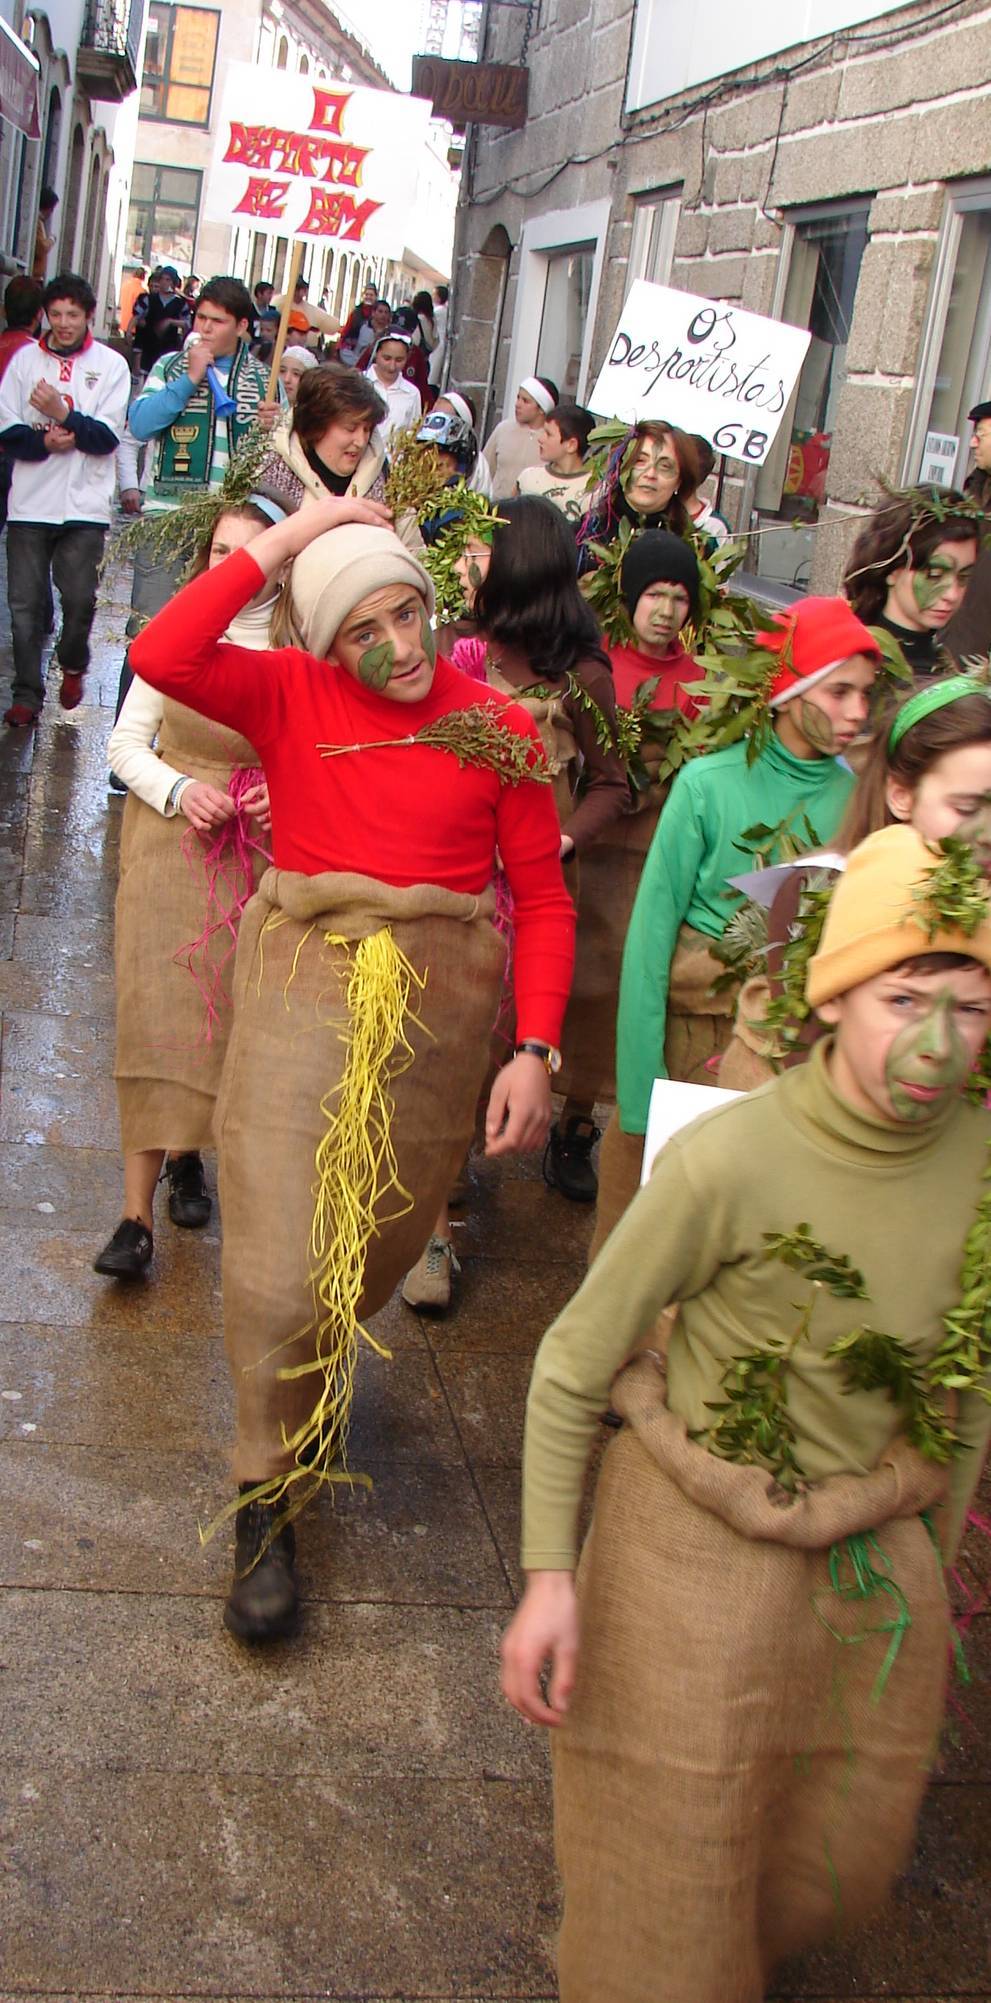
114,697,265,1154
557,795,661,1108
717,972,779,1092
214,868,504,1484
553,1352,949,2003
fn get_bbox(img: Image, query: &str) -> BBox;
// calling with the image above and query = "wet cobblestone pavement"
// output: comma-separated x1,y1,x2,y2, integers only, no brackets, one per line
0,544,988,2001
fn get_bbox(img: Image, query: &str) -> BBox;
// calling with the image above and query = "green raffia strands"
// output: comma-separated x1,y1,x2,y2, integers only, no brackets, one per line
913,835,991,940
814,1532,912,1703
316,704,551,785
419,484,507,625
108,423,273,583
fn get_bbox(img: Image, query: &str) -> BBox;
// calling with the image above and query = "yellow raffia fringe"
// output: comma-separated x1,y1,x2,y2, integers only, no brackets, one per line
201,924,428,1545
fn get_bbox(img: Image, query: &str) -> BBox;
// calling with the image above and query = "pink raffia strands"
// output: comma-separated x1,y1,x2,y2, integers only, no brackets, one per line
450,635,489,683
491,869,516,1050
174,765,272,1044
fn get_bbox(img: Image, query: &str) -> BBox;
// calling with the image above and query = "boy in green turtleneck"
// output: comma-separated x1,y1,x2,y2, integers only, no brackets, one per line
590,594,882,1258
502,823,991,2003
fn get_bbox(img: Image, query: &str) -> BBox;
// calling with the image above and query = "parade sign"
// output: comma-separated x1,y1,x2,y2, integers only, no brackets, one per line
203,65,433,252
589,280,812,466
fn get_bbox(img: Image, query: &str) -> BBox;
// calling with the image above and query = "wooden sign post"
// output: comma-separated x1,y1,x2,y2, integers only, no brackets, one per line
266,238,305,401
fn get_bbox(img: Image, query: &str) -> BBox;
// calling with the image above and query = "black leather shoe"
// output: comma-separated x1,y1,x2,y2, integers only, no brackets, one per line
94,1217,153,1278
543,1116,602,1202
223,1488,299,1643
165,1151,211,1228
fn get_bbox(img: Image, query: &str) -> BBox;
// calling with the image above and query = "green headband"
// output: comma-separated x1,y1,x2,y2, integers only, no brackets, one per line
887,675,991,752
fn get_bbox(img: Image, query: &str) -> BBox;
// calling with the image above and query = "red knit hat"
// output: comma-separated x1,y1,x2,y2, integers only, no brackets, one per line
757,596,881,707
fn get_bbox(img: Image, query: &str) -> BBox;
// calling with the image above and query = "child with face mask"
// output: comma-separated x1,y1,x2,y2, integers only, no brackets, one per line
591,596,880,1256
502,820,991,2003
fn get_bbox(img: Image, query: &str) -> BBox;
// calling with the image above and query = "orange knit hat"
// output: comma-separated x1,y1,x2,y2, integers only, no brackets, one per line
758,596,881,708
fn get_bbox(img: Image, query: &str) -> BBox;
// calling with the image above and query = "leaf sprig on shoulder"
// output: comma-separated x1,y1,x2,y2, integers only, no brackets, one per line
927,1153,991,1405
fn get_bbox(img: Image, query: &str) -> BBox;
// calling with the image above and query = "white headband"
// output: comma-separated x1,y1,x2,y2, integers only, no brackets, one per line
519,375,556,416
444,391,475,430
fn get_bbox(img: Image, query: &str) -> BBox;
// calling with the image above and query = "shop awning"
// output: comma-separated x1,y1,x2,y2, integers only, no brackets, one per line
0,18,40,139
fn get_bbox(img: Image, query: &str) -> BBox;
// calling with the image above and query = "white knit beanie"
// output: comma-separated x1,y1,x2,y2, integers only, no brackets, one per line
290,525,436,657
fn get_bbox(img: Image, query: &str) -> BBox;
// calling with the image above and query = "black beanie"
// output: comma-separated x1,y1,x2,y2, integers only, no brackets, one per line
620,529,700,621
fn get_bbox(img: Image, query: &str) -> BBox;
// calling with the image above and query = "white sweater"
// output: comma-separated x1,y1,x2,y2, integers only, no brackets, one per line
107,596,276,811
0,336,131,525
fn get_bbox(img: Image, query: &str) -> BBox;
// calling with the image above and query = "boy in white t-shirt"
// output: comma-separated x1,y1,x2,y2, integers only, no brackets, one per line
517,402,595,524
0,270,130,726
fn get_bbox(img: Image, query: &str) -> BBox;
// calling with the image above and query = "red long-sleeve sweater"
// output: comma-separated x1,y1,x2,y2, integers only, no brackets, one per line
130,548,575,1044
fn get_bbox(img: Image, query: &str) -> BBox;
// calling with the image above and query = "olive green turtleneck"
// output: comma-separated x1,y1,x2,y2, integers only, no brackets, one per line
523,1040,990,1568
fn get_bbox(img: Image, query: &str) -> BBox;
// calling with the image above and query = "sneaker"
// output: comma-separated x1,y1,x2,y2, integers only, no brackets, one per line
223,1488,299,1642
59,670,85,711
93,1216,153,1279
543,1116,602,1203
165,1151,211,1228
401,1234,460,1314
108,771,128,794
3,702,39,728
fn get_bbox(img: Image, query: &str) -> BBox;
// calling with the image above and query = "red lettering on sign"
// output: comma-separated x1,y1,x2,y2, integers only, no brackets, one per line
309,87,350,137
298,187,381,240
232,175,290,219
224,122,368,184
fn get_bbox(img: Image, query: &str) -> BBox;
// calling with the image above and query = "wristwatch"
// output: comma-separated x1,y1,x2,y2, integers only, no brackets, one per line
515,1039,562,1075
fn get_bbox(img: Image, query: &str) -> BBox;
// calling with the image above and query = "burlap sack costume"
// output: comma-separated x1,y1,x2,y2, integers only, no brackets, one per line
554,1352,949,2003
215,867,503,1483
588,922,737,1261
114,697,266,1153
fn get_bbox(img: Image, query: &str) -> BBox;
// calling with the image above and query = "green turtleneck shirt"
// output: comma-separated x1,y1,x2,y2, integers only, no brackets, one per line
617,731,855,1131
523,1042,990,1569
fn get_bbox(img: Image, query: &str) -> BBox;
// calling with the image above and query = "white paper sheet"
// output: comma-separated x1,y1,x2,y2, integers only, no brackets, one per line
726,852,846,909
641,1079,741,1184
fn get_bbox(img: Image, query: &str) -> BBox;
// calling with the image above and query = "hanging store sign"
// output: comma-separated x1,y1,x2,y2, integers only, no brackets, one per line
204,64,433,251
589,279,812,467
412,55,529,129
0,17,40,140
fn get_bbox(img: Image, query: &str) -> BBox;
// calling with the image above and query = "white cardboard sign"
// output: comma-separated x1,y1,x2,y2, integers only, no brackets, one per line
589,279,812,466
641,1078,741,1185
203,65,433,255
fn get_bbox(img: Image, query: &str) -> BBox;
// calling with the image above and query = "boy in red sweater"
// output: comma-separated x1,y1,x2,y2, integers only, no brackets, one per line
131,494,575,1640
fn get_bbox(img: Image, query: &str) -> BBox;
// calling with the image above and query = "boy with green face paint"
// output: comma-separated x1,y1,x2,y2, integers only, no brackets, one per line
501,821,991,2003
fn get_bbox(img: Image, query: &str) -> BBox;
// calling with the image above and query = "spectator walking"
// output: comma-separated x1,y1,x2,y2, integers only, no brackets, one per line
351,297,392,367
134,266,191,377
32,187,58,283
0,276,44,530
0,272,131,726
517,401,595,522
338,282,378,365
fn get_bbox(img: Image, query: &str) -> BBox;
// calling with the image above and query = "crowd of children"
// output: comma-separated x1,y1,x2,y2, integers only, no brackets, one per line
63,295,991,2003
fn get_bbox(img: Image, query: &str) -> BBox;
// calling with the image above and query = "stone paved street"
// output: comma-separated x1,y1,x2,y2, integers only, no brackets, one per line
0,552,988,2001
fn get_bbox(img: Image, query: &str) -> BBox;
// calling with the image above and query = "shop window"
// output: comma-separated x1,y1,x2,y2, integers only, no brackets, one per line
127,161,202,270
626,188,681,296
140,4,219,125
754,199,870,589
536,245,595,400
905,179,991,491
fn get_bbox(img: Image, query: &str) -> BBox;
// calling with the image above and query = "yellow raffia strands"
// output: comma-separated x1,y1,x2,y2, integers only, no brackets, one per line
200,924,427,1547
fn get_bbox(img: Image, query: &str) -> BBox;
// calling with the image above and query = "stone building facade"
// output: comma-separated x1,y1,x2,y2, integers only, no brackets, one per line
448,0,991,592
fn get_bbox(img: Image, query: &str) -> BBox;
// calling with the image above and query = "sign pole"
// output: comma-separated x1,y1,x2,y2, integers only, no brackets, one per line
267,239,305,401
714,452,727,512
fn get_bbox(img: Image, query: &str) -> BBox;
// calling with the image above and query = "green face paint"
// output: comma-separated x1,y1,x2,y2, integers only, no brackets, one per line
955,792,991,876
912,557,955,617
885,990,971,1122
798,697,838,756
357,639,396,690
419,605,436,668
467,558,484,591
